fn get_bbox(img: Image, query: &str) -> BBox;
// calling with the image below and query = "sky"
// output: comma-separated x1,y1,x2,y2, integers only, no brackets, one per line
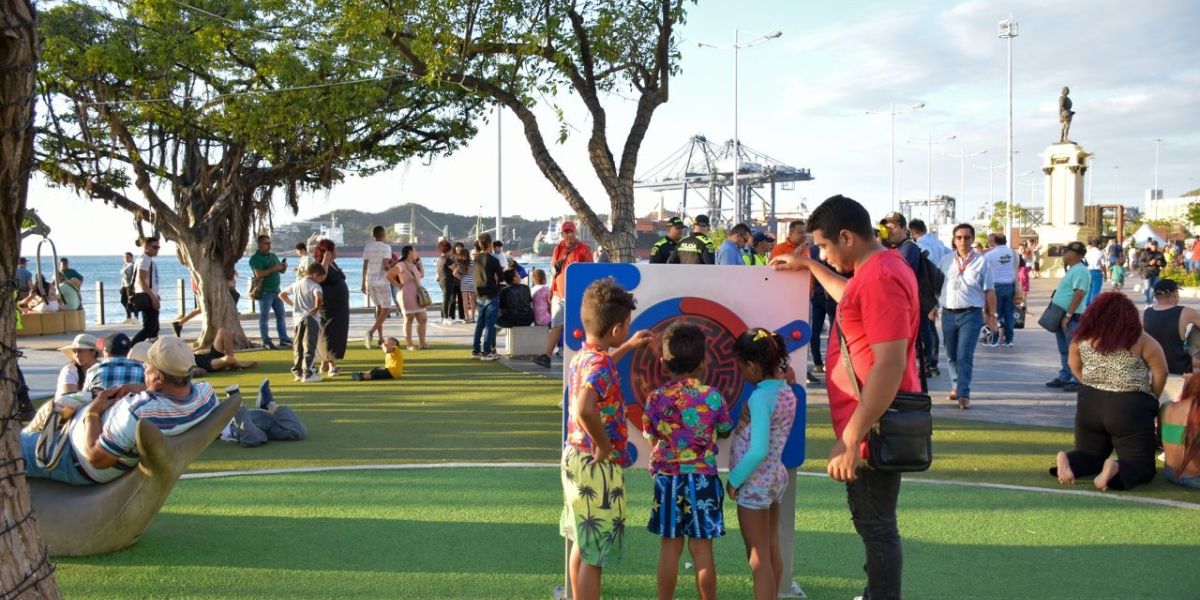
22,0,1200,257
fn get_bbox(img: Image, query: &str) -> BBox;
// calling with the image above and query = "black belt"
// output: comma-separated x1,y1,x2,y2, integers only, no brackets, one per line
944,307,982,313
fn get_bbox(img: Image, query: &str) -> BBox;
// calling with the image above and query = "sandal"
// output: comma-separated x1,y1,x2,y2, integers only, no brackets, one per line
947,391,958,401
958,397,971,410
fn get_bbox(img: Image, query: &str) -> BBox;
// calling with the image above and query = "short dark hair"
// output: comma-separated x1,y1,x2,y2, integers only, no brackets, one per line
123,252,133,259
437,239,452,253
908,219,928,235
142,236,160,246
806,195,873,240
294,242,307,252
788,220,807,232
662,322,706,374
59,257,69,265
502,268,519,284
953,223,976,240
373,225,386,238
256,234,270,244
730,223,752,237
580,278,637,338
994,233,1008,245
494,240,503,248
305,262,326,277
477,232,493,248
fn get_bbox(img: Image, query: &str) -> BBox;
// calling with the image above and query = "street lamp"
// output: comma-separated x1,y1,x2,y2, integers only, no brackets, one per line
907,134,956,221
999,17,1018,235
1112,165,1120,203
1153,138,1162,218
866,103,925,211
942,147,987,223
698,29,783,225
973,160,1005,211
896,159,905,206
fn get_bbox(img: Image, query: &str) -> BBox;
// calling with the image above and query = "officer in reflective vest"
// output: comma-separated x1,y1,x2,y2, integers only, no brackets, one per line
742,232,773,266
669,214,715,264
649,217,687,264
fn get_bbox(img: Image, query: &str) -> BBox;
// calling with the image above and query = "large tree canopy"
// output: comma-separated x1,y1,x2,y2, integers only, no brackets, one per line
326,0,690,261
36,0,480,345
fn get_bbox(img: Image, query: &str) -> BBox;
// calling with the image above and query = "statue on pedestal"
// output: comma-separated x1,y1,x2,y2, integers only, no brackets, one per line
1059,86,1075,143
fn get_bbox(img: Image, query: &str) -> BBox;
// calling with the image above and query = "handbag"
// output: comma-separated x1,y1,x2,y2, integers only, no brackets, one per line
1037,301,1067,333
836,320,933,473
416,285,433,308
249,277,263,301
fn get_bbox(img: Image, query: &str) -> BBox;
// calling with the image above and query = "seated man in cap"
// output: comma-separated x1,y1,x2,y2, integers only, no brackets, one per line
19,337,219,485
191,327,258,375
82,333,146,394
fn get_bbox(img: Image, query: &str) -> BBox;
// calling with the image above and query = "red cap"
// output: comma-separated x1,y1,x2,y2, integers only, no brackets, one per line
561,221,577,233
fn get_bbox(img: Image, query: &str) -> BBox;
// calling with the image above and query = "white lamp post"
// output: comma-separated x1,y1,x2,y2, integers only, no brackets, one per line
896,159,905,206
942,148,987,223
1153,138,1162,219
866,103,925,211
698,30,783,225
999,17,1018,236
1113,165,1120,203
907,134,956,221
496,107,503,244
973,161,1005,212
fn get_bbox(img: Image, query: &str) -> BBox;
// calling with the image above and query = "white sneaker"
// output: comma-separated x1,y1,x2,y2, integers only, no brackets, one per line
1004,342,1014,347
303,374,323,383
364,335,372,350
293,374,302,382
481,352,500,361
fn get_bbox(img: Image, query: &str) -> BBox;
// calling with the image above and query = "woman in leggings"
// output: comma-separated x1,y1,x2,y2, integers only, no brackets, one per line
1050,292,1167,491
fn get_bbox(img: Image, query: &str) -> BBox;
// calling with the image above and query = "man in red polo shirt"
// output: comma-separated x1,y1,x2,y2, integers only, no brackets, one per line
772,194,919,600
535,221,593,368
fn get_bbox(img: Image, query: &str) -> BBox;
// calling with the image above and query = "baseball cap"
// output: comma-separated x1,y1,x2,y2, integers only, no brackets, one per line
128,341,153,363
752,232,773,245
144,337,196,378
58,334,98,360
1154,279,1180,296
693,214,711,227
666,217,685,229
100,333,133,358
881,211,907,227
1064,241,1087,255
561,221,577,233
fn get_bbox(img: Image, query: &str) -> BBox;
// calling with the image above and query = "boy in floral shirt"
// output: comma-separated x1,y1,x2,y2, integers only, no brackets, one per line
643,322,733,600
560,279,651,600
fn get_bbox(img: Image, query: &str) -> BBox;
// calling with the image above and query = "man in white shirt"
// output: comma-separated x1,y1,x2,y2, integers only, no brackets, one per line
130,237,162,345
939,224,998,409
1084,238,1106,305
910,219,950,266
361,225,394,348
985,233,1019,346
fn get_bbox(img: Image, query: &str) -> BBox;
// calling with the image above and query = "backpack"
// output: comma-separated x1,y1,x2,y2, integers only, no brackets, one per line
910,242,945,316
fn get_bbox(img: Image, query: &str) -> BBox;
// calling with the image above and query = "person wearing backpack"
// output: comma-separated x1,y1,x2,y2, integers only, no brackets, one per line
882,213,944,379
985,233,1020,347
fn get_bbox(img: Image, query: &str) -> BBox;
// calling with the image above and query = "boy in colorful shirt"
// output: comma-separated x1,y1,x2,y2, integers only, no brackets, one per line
560,278,651,600
642,322,732,600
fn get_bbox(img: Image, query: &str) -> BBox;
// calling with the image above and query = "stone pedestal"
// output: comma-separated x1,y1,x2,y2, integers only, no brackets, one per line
1042,142,1091,226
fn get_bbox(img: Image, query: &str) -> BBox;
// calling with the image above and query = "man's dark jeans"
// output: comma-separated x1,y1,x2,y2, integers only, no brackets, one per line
847,468,903,600
810,296,827,367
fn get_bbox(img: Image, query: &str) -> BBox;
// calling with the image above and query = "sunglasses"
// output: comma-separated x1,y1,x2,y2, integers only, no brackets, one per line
953,235,972,240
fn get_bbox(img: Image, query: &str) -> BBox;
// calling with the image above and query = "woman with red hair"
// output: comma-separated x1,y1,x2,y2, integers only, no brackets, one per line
313,239,350,376
1051,292,1168,491
1161,365,1200,488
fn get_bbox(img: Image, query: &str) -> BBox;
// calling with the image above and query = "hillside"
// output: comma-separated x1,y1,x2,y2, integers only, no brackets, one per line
274,203,598,251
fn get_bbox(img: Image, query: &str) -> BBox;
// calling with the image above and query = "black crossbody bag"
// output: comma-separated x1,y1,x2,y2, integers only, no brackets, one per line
836,318,933,473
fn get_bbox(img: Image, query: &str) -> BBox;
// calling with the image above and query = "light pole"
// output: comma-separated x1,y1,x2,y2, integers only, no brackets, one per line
496,107,503,244
866,103,925,211
973,161,1005,212
942,148,987,223
1153,137,1162,219
698,30,783,225
908,134,956,221
1112,165,1120,203
999,17,1018,236
896,159,905,208
1087,154,1096,205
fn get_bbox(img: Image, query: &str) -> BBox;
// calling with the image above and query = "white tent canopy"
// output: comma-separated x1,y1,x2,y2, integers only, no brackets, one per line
1129,223,1167,248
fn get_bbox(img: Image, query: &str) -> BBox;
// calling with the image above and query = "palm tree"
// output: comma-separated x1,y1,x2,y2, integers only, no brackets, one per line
578,484,597,509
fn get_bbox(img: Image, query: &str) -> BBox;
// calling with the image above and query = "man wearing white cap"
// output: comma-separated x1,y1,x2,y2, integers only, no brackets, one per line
56,334,99,397
20,337,218,485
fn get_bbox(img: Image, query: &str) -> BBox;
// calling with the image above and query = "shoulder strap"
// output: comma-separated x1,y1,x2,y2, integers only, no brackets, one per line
836,310,928,399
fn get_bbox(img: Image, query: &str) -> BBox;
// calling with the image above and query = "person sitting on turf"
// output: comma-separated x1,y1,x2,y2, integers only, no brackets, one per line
20,337,220,485
352,337,405,381
55,334,100,396
1161,371,1200,489
497,268,534,328
220,379,307,448
82,333,146,393
191,327,258,375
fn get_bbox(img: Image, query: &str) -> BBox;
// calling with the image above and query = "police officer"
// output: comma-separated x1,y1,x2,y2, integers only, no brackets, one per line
742,232,773,265
649,217,686,264
669,214,715,264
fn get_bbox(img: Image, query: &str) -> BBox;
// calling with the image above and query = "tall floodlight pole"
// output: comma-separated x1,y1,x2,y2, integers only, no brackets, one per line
699,30,782,225
999,17,1018,236
496,107,503,243
943,148,987,224
1112,165,1120,203
910,135,956,221
973,161,1005,212
1153,138,1162,219
896,159,905,206
867,103,925,211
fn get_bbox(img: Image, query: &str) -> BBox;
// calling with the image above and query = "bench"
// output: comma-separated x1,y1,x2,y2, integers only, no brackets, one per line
502,325,547,357
17,309,86,336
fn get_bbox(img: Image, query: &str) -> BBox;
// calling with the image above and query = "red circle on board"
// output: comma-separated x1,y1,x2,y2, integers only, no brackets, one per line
572,329,583,339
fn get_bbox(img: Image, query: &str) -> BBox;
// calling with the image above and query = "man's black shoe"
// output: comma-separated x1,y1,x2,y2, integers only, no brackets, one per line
1045,379,1067,388
1062,382,1080,393
534,354,552,368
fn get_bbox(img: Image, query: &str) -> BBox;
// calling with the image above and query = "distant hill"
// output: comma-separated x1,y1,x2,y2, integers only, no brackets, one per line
273,203,597,251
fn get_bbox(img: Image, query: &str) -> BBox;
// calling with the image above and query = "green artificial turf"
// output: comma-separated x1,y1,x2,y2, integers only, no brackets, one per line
193,345,1200,503
54,468,1200,600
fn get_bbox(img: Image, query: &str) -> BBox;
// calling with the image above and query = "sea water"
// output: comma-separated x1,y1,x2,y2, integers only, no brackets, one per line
26,254,550,325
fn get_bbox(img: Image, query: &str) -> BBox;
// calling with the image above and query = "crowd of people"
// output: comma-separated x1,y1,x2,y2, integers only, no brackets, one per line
14,256,85,315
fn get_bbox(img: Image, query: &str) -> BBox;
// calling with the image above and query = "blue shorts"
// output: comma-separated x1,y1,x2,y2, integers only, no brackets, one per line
1165,466,1200,489
647,473,726,539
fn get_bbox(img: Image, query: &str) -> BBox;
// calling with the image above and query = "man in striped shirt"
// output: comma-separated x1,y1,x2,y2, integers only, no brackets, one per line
21,337,218,485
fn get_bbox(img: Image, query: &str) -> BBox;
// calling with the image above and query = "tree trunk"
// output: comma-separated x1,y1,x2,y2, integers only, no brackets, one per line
607,182,638,263
174,240,248,350
0,0,63,596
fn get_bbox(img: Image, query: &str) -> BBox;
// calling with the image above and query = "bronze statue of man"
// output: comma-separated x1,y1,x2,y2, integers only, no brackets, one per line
1059,86,1075,143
